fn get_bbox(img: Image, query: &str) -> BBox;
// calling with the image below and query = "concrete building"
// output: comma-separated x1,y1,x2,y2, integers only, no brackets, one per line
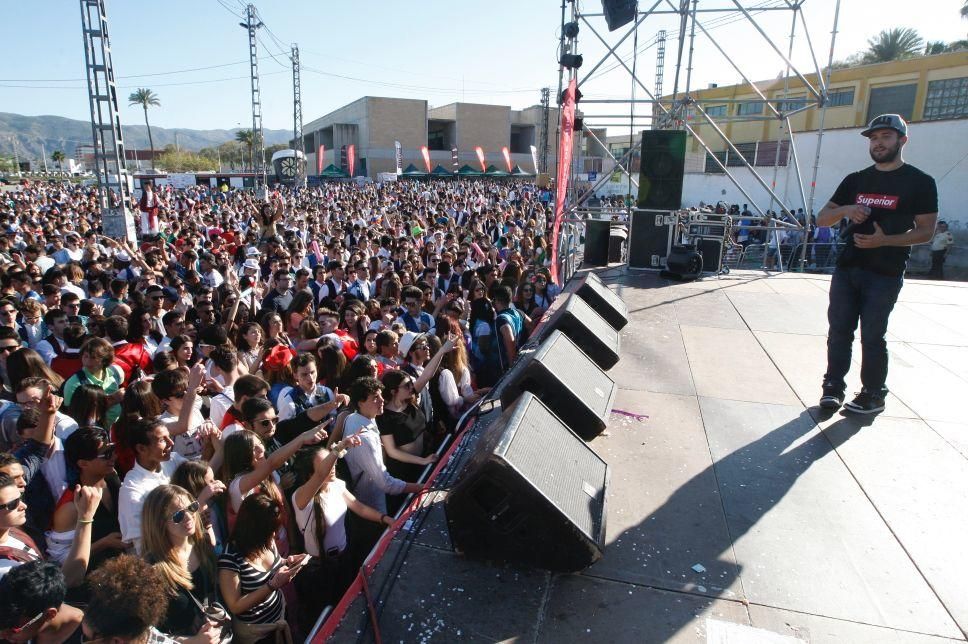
302,97,559,178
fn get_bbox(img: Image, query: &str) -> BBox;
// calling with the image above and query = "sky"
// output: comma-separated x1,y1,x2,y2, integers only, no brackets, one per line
1,0,965,136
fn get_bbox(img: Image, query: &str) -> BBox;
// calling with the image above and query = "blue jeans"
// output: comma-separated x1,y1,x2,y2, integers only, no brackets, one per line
824,266,903,398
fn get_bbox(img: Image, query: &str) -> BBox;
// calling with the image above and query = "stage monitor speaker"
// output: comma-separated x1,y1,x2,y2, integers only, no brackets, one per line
628,209,674,269
601,0,638,31
565,271,628,330
499,330,617,440
583,220,610,267
535,294,620,370
637,130,686,211
445,392,610,572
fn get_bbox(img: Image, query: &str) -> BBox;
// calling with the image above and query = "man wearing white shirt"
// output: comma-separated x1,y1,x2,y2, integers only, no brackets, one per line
118,418,186,555
35,311,69,366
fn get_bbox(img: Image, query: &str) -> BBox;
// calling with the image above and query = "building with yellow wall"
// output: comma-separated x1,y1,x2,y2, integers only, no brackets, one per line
655,51,967,168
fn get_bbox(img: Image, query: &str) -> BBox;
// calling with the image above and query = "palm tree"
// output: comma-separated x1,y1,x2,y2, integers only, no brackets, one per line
128,88,160,170
234,129,260,172
51,150,65,172
862,28,924,64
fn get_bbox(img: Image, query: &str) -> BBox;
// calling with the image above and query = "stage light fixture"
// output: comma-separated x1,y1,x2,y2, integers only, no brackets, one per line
563,21,580,38
559,53,583,69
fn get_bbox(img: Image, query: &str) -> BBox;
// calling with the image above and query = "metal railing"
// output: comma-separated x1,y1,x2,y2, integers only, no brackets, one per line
725,242,844,273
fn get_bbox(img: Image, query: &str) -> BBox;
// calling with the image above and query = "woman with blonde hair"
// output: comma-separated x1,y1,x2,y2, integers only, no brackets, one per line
141,484,222,640
433,318,489,429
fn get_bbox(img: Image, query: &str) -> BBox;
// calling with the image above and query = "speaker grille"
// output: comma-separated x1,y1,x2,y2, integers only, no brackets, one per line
503,396,608,541
538,332,612,419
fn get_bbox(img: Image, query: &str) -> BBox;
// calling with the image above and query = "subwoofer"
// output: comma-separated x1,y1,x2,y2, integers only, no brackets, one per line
628,209,675,270
445,392,610,572
564,271,628,330
583,220,611,267
499,330,617,440
637,130,686,211
534,294,620,370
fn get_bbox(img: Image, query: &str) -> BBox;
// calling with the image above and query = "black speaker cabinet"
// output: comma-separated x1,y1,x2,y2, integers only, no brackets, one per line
628,209,675,269
535,294,620,370
696,237,724,274
499,330,617,440
583,220,611,267
637,130,686,211
565,271,628,331
445,392,610,572
601,0,638,31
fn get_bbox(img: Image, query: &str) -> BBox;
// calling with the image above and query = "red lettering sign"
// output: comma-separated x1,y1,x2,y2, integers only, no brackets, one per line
855,193,899,210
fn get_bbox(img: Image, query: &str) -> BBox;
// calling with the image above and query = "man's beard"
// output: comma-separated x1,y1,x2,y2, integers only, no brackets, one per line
869,140,902,164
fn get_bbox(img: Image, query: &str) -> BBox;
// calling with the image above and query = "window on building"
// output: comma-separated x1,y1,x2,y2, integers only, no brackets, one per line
923,77,968,121
827,88,855,107
705,104,728,117
866,84,917,122
737,101,764,116
776,95,808,112
705,150,727,173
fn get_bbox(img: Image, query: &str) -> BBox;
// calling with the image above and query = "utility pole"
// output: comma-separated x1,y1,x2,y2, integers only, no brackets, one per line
240,4,266,199
11,137,21,176
80,0,136,242
41,142,49,173
539,86,551,174
291,43,305,188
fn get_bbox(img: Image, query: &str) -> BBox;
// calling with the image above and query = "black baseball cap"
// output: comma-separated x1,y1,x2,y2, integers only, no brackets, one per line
861,113,908,138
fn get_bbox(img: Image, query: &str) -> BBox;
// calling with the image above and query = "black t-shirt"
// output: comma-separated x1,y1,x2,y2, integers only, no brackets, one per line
831,163,938,276
377,405,426,448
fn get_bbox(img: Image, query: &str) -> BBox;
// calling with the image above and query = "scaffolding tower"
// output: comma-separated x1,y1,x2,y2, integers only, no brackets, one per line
291,43,305,188
242,4,267,199
79,0,136,243
654,29,667,120
539,86,551,174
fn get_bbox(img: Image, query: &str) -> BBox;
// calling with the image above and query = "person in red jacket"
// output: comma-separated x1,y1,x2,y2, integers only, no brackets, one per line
49,325,86,383
105,317,152,386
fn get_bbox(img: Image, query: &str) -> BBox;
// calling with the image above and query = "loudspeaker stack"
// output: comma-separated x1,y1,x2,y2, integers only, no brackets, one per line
444,274,628,573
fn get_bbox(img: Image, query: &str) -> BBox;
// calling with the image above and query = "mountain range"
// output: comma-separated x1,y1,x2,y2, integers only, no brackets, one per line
0,112,292,161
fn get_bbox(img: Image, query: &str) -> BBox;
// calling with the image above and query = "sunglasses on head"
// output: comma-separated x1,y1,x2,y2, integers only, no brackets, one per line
169,500,200,524
0,494,24,512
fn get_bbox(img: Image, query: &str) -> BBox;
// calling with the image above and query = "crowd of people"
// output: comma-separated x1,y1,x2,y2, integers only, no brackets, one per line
0,176,560,644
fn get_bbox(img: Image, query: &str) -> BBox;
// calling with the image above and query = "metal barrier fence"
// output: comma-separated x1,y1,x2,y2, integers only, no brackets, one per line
724,242,844,273
555,220,585,285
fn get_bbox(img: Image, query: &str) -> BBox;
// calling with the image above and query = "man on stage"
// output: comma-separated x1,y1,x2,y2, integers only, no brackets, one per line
817,114,938,414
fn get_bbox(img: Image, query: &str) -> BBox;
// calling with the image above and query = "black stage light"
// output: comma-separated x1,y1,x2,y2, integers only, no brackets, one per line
563,21,580,38
559,53,584,69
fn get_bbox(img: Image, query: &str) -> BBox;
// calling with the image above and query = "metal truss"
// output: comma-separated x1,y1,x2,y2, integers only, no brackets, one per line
79,0,136,243
560,0,843,269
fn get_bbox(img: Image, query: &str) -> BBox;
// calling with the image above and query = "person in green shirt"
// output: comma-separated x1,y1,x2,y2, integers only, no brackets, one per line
62,337,125,428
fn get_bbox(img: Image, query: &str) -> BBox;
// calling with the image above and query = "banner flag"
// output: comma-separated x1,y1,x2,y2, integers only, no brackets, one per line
347,144,356,177
394,141,403,174
501,146,512,173
317,144,325,174
550,78,577,284
451,147,459,173
474,146,486,172
529,144,539,174
420,146,432,173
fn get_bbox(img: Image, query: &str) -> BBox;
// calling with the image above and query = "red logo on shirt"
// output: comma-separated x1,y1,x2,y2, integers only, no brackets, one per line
856,193,899,209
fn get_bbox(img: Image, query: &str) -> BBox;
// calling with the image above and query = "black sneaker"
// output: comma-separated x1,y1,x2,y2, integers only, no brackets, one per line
818,386,844,411
844,391,885,415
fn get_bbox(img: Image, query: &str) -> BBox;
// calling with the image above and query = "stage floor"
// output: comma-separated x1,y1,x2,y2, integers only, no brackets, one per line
325,269,968,644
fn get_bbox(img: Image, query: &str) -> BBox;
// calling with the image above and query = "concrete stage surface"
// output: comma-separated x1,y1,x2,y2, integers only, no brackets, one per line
324,269,968,644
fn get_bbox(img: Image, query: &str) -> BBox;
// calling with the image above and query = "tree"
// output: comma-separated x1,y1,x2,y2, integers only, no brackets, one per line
128,88,160,171
862,28,924,64
51,150,65,172
235,129,262,172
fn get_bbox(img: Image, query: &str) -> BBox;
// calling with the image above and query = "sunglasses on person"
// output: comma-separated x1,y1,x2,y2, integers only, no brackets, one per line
255,417,278,429
95,443,116,461
169,500,200,524
3,610,45,636
150,295,165,300
0,344,19,354
0,493,24,512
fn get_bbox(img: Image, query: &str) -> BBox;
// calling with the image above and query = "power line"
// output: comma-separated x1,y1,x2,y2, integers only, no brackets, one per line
0,57,276,83
0,70,287,91
213,0,243,18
